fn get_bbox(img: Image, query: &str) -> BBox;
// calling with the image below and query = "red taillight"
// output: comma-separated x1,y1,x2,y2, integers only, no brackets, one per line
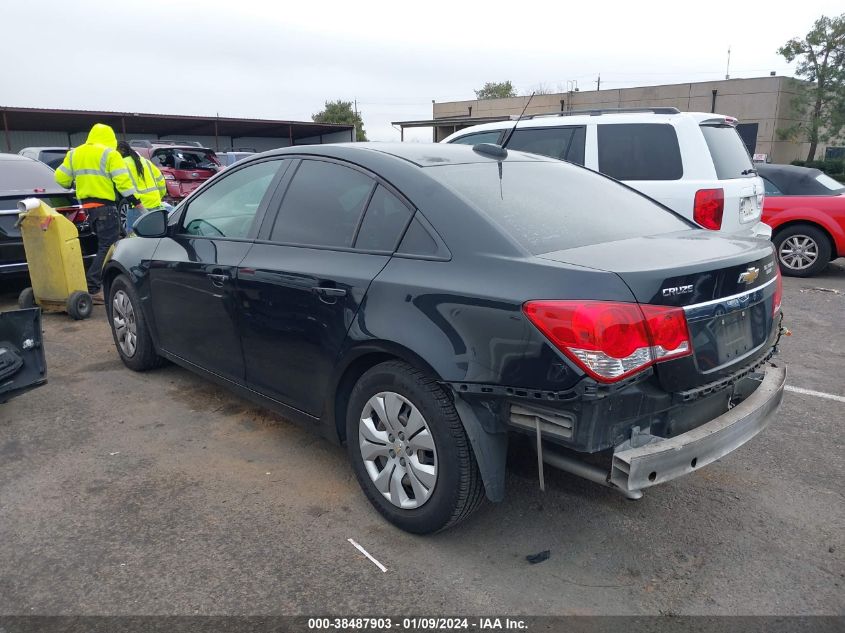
772,266,783,316
523,301,692,383
55,206,87,223
693,188,724,230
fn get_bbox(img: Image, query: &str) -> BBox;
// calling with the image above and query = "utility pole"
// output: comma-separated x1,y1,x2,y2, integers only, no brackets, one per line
725,46,731,80
596,74,601,91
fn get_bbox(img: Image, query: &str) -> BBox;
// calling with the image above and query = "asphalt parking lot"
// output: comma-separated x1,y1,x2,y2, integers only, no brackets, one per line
1,262,843,616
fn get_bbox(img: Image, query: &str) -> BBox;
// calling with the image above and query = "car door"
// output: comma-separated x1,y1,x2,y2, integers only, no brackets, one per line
148,158,288,383
238,158,414,416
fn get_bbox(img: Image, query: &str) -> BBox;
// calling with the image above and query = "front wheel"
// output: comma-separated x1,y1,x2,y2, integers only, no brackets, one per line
108,274,165,371
774,224,831,277
346,361,484,534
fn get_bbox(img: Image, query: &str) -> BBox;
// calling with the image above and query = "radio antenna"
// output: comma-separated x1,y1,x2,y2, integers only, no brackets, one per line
500,92,535,150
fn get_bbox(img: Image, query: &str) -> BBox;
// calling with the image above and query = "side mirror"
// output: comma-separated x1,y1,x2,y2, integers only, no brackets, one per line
133,208,168,238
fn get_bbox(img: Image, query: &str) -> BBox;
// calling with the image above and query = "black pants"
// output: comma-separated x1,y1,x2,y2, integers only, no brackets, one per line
85,204,120,294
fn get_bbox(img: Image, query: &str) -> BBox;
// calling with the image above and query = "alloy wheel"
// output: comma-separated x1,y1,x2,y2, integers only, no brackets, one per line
779,235,819,271
358,391,438,509
112,290,138,357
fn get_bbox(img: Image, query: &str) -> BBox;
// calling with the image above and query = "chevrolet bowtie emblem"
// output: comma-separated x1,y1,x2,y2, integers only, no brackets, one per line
738,267,760,284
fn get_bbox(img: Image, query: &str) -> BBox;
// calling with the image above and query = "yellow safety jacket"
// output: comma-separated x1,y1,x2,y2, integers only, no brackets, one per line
125,155,166,209
55,124,137,204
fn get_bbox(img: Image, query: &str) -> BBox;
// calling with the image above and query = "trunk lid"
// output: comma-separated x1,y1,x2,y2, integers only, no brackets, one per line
540,230,779,388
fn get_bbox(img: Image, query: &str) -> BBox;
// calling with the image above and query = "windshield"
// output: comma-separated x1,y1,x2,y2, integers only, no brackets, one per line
152,148,219,171
429,160,692,255
39,150,68,169
700,125,754,179
0,159,65,191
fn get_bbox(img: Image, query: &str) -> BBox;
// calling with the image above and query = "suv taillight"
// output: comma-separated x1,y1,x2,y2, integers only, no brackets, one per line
693,188,724,230
523,301,692,383
772,266,783,316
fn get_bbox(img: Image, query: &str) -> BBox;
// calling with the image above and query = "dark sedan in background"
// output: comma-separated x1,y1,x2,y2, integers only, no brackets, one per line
102,143,786,534
0,153,96,278
759,163,845,277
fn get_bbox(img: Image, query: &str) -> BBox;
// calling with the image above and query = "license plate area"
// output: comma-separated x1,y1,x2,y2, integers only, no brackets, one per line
689,302,769,373
739,196,759,222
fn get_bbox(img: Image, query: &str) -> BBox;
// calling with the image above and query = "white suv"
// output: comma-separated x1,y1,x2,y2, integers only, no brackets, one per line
442,108,769,237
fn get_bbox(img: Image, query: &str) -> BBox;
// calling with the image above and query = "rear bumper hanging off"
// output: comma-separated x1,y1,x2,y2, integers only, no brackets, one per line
610,363,786,492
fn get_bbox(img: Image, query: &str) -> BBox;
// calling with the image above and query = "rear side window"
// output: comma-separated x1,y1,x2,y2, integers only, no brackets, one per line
397,217,439,256
450,131,503,145
700,125,754,179
431,161,690,255
354,186,413,251
270,160,374,248
597,124,683,181
762,177,782,195
508,126,586,165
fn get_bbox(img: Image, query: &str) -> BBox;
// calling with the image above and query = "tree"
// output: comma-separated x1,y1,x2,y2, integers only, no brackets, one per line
778,13,845,161
312,100,367,141
474,81,517,100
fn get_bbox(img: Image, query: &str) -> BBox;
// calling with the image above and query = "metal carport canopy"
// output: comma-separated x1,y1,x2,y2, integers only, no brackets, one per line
1,106,354,150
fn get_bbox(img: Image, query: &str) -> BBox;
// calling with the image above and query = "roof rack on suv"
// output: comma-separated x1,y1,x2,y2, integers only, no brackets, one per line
518,107,681,120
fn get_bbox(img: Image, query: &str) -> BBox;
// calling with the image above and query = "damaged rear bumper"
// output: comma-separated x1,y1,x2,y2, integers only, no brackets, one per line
609,363,786,492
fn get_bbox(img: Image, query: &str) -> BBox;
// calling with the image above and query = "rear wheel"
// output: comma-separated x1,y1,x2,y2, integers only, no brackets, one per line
67,291,92,320
346,360,484,534
108,274,164,371
774,224,831,277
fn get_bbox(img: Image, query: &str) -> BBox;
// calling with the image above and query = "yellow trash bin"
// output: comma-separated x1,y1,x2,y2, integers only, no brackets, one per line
15,198,93,320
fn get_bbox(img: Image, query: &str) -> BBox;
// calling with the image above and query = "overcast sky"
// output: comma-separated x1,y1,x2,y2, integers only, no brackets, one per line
2,0,841,143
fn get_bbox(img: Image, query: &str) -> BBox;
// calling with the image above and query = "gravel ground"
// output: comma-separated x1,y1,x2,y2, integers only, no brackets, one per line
0,261,843,616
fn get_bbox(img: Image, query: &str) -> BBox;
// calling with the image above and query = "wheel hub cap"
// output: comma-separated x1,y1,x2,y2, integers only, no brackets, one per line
359,391,438,509
112,290,137,357
779,235,818,270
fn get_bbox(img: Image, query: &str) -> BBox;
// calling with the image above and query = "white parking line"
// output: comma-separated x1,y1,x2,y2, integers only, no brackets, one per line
785,385,845,404
348,538,388,573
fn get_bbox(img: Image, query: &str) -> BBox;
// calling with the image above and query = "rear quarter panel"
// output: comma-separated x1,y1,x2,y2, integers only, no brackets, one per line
763,196,845,257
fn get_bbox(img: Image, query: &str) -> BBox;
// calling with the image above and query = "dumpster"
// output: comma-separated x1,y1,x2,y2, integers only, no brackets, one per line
16,198,92,320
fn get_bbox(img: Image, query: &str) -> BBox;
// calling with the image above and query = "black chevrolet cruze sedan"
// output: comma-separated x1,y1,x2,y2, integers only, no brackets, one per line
102,143,786,533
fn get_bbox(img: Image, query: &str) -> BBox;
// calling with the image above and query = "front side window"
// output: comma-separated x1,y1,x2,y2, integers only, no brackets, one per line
508,126,586,165
270,160,374,248
598,123,683,181
449,131,503,146
181,160,281,238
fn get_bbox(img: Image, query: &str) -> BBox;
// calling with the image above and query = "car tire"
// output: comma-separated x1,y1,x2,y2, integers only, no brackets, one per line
18,287,36,309
67,291,93,320
117,198,131,237
774,224,831,277
346,360,484,534
107,274,165,371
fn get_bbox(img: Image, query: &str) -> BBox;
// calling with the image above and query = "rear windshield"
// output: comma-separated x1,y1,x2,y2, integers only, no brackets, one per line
152,148,220,171
429,161,691,255
0,159,62,191
815,173,845,193
700,125,754,179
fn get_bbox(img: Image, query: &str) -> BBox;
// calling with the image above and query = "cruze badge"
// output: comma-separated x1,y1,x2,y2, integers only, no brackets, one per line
738,267,760,284
662,284,693,297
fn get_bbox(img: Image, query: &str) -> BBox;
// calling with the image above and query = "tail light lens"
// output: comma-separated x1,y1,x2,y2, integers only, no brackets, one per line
693,188,724,230
55,206,88,223
523,301,692,383
772,266,783,316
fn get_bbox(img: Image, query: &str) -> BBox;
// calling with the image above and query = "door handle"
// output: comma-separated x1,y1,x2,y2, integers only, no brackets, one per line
207,273,228,287
313,286,347,298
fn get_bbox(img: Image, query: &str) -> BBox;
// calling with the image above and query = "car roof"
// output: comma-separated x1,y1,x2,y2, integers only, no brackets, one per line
442,110,728,138
1,153,39,162
264,142,555,167
757,163,844,195
18,147,69,152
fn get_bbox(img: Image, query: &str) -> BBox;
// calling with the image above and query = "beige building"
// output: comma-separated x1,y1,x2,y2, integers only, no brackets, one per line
395,76,817,164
